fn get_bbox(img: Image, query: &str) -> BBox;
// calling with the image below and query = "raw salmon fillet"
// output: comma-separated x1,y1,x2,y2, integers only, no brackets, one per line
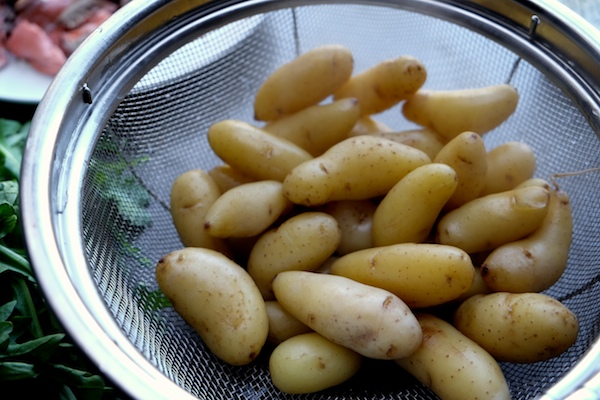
6,19,66,75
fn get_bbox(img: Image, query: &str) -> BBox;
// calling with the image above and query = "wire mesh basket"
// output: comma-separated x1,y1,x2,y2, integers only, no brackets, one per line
20,0,600,399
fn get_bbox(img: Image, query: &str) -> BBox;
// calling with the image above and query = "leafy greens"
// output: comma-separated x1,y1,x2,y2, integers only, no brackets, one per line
0,118,124,400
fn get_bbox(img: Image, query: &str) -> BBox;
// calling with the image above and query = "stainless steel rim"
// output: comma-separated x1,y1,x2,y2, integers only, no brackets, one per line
19,1,600,399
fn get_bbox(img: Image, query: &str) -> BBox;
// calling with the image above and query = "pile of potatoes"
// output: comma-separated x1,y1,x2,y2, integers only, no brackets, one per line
155,45,579,399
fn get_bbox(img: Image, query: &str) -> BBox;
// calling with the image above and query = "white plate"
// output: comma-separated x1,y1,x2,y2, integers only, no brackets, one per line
0,54,54,104
0,14,265,104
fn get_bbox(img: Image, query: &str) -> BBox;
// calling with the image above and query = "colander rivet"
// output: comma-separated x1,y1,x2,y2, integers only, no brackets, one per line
529,15,540,36
82,83,93,104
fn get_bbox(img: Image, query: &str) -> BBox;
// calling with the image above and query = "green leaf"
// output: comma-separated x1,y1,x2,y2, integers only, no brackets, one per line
136,285,171,311
0,361,37,381
5,333,65,361
0,119,29,180
51,363,106,389
87,132,153,229
0,300,16,322
89,158,152,228
0,321,13,352
0,180,18,205
0,206,18,238
0,257,35,282
10,277,42,338
58,385,78,400
0,245,31,273
0,180,20,240
0,119,121,397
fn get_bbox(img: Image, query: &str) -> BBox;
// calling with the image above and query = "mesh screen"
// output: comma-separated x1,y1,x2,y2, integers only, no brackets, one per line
80,4,600,399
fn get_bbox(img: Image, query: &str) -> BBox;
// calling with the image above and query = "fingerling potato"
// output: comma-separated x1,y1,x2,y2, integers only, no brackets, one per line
480,141,536,196
373,128,446,160
452,267,493,304
204,180,292,238
436,186,550,254
321,200,376,255
481,187,572,292
514,177,551,190
329,243,475,308
282,135,431,206
247,212,341,300
273,270,423,359
433,131,487,210
454,292,579,363
266,301,312,345
395,313,511,400
263,98,360,156
334,55,427,116
254,45,354,121
208,164,255,193
372,163,458,246
269,332,362,394
170,169,230,254
348,116,392,137
402,83,519,140
155,247,268,366
208,119,313,181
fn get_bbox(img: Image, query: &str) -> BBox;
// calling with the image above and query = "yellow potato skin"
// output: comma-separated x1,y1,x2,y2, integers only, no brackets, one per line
373,128,446,160
372,163,458,246
314,256,339,274
282,135,431,206
395,313,511,400
329,243,475,308
321,200,376,255
452,267,493,304
480,141,536,196
155,248,268,366
269,332,362,394
263,98,361,156
433,131,488,210
402,83,519,140
436,186,550,254
254,45,354,121
169,169,230,254
247,212,341,300
453,292,579,363
204,180,292,238
347,116,392,137
272,271,423,359
481,188,573,292
226,234,262,266
334,55,427,116
207,119,313,182
265,301,312,345
515,177,551,190
208,164,255,193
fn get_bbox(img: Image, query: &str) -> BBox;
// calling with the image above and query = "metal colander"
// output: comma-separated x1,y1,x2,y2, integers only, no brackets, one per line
20,0,600,399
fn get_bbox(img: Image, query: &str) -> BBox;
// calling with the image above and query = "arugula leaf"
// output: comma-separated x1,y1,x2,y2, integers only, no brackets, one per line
0,321,12,352
4,333,65,361
0,361,37,381
10,274,43,339
0,300,16,322
0,301,16,352
0,249,33,281
0,119,29,181
50,363,107,392
0,119,126,398
0,180,19,233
